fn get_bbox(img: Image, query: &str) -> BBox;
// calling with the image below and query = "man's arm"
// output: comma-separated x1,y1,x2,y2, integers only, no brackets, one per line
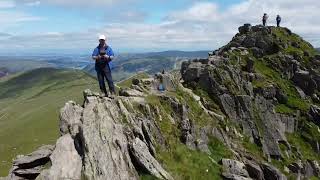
92,48,100,61
104,46,115,61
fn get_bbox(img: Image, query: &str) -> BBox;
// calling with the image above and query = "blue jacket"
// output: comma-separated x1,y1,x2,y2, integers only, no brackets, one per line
92,45,114,70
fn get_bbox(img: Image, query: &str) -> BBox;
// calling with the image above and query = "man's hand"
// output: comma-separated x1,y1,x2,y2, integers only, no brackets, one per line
92,55,99,61
103,55,110,59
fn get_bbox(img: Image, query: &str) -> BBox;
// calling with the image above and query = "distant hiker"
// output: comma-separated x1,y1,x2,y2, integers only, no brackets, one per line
158,76,165,92
92,35,116,97
276,15,281,27
262,13,268,26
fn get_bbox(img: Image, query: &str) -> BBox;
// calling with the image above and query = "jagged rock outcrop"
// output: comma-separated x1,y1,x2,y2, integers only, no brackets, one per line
260,163,287,180
4,89,175,180
36,134,82,180
2,24,320,180
181,57,295,160
221,159,251,180
6,145,54,180
130,138,173,180
217,24,282,57
245,161,264,180
309,105,320,125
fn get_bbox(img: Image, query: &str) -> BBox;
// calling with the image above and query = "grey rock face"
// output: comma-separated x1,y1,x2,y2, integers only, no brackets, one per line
3,87,177,180
246,58,254,73
8,145,54,180
219,24,279,57
36,134,82,180
160,95,197,150
211,127,231,148
132,78,140,85
245,161,264,180
81,95,138,180
239,24,252,34
309,105,320,125
181,56,295,160
288,161,303,174
181,61,203,83
293,69,317,96
243,37,256,48
154,73,177,91
261,163,287,180
302,160,320,178
119,88,146,97
13,145,54,168
129,138,173,180
221,159,250,178
59,101,83,137
251,47,264,58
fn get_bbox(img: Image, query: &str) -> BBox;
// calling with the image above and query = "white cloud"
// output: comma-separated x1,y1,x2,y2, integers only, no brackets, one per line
164,0,320,47
0,1,15,8
25,1,40,6
167,2,219,22
0,11,45,32
1,0,320,53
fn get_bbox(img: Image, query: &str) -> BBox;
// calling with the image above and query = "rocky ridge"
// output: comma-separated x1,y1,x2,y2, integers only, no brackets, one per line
2,24,320,180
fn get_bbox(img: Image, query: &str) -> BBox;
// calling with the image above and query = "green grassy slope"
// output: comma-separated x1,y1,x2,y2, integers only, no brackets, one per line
118,75,231,179
0,67,99,176
0,59,53,74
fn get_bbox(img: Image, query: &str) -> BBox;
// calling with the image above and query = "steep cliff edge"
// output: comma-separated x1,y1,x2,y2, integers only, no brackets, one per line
2,24,320,180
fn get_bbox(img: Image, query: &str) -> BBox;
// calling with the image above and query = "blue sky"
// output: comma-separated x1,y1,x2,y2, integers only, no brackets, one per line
0,0,319,54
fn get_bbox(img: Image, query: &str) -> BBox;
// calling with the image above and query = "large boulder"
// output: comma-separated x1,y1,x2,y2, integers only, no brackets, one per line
309,105,320,125
59,101,83,137
154,73,177,91
221,159,251,180
129,138,173,180
261,163,287,180
7,145,54,180
245,161,264,180
293,70,317,95
239,24,252,34
81,93,139,180
119,88,146,97
36,134,82,180
181,61,203,83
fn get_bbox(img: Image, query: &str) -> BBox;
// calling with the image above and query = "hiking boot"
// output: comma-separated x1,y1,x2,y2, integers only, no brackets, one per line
100,92,108,97
109,91,116,99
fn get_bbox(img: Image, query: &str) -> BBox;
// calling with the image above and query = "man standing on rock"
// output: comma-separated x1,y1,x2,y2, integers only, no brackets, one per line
92,35,116,97
276,15,281,27
262,13,268,26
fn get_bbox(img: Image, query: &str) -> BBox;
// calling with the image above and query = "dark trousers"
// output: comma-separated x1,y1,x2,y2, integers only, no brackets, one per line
95,63,115,94
277,21,280,27
263,20,266,26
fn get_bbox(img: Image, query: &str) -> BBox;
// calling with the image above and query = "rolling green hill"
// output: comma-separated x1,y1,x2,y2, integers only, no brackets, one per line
0,68,99,176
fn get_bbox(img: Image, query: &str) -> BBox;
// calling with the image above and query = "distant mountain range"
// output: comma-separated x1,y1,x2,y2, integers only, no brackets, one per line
0,50,209,80
125,50,209,58
316,48,320,52
83,50,209,81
